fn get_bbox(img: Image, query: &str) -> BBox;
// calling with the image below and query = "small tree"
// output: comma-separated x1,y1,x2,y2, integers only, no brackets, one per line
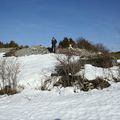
8,40,19,48
59,37,70,48
59,37,76,48
0,58,20,95
0,41,4,48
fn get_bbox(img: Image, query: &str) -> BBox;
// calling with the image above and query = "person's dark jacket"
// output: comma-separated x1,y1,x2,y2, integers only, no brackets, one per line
52,39,57,47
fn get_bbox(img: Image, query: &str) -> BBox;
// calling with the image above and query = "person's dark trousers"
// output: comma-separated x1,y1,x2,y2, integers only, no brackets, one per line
52,46,56,53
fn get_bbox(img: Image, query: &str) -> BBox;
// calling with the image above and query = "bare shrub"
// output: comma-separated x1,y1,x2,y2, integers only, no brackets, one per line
0,57,20,95
76,38,110,53
55,58,81,76
0,87,17,95
52,47,112,91
76,38,97,51
54,52,111,91
97,53,113,68
56,54,81,73
95,43,109,53
55,51,82,87
82,53,114,68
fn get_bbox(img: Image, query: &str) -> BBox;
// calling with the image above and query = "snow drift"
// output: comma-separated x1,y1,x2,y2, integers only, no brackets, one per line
0,53,120,120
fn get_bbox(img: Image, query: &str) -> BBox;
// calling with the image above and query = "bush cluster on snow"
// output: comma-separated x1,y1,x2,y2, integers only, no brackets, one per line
40,50,114,92
0,58,20,95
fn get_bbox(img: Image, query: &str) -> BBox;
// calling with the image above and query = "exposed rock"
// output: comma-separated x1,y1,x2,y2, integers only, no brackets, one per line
56,48,96,57
3,46,50,57
15,46,49,56
3,49,17,57
51,74,110,91
80,78,110,91
0,48,13,53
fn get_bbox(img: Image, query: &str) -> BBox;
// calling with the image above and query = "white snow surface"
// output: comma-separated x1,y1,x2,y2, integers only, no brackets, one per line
17,54,58,88
80,64,119,80
0,53,120,120
117,59,120,63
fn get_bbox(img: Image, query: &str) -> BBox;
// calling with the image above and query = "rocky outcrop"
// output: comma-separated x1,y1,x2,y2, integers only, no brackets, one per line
3,46,50,57
0,48,13,53
56,48,96,57
51,73,110,91
15,46,49,57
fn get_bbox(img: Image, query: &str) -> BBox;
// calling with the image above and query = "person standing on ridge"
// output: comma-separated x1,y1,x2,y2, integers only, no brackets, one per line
51,37,57,53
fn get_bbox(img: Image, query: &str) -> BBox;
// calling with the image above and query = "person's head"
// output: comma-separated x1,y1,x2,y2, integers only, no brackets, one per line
52,37,55,40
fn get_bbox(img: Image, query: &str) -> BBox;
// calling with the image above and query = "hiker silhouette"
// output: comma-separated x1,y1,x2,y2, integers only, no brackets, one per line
51,37,57,53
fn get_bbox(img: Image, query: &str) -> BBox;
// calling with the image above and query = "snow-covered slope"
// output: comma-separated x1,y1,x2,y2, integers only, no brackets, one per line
0,53,120,120
17,54,119,88
18,54,57,88
0,84,120,120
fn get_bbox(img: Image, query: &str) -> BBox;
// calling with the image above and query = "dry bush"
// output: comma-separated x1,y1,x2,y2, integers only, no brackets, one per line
0,87,17,95
81,53,114,68
76,38,110,53
0,58,20,95
76,38,97,51
44,52,112,92
50,47,112,91
52,74,111,91
95,43,109,53
55,57,81,76
54,52,82,87
54,52,111,91
96,53,113,68
55,53,81,75
95,55,112,68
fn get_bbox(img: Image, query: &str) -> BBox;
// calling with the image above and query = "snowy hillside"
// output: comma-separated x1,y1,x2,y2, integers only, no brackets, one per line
17,54,119,89
0,53,120,120
18,54,57,89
